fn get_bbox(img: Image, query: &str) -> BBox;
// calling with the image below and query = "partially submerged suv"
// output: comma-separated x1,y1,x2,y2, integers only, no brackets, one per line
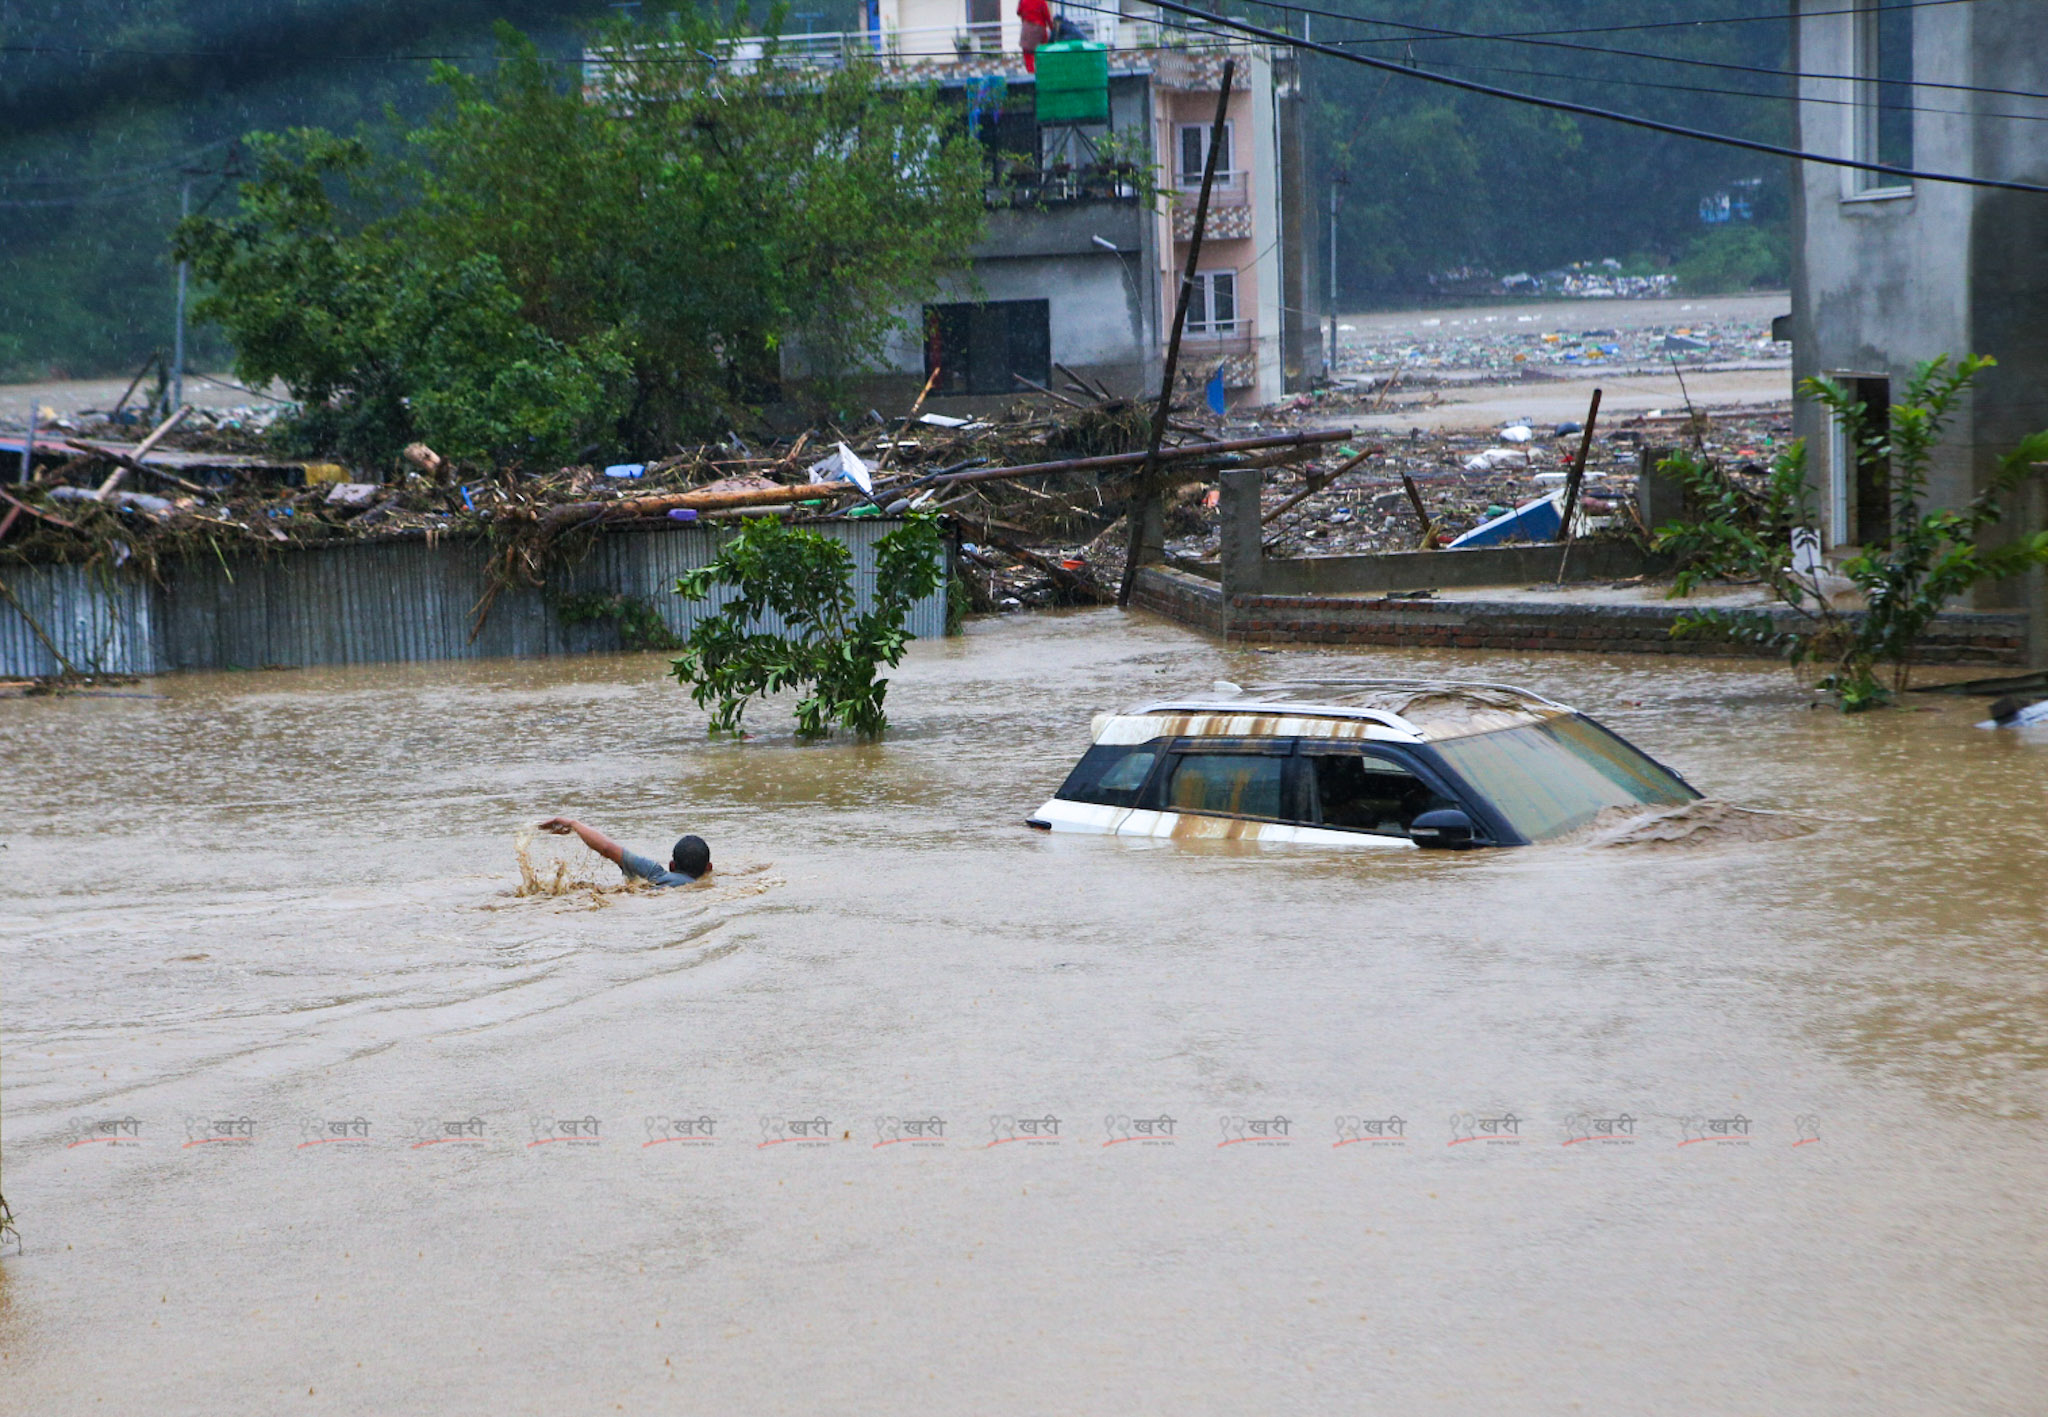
1028,679,1698,849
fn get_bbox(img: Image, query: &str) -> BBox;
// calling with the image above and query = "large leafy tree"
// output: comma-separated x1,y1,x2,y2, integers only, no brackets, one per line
174,7,985,467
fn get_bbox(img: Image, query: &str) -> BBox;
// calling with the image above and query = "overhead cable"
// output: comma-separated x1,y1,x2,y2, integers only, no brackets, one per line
1119,0,2048,195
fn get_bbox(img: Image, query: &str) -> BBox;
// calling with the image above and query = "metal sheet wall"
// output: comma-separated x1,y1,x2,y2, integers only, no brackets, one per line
1,521,949,677
0,561,160,676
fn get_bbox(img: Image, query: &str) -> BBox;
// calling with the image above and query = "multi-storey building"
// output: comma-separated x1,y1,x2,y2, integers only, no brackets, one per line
729,2,1319,412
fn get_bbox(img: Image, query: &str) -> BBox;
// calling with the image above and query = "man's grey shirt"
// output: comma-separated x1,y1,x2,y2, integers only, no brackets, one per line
620,850,699,888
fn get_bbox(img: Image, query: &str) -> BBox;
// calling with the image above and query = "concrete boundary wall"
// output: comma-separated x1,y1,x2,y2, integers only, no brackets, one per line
1175,539,1669,596
1129,564,2026,665
0,520,950,678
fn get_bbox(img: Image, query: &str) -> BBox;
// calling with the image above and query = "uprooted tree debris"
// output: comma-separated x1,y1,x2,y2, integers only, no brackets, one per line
0,382,1358,626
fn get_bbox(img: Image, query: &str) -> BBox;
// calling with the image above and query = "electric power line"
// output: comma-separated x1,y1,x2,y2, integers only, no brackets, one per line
1404,52,2048,124
1105,0,2048,194
1232,0,2048,104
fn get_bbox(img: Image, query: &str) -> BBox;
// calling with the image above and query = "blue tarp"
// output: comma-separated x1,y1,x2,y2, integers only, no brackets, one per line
1446,492,1562,549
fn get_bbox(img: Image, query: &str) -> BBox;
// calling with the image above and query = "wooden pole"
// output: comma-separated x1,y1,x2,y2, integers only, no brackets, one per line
1260,443,1382,525
1400,472,1436,548
1555,387,1603,583
92,404,190,501
1557,387,1603,541
1118,57,1236,607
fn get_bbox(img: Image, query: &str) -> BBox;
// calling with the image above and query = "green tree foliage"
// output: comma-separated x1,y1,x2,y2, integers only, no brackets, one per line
1654,357,2048,710
669,514,946,740
170,7,985,467
1672,225,1788,294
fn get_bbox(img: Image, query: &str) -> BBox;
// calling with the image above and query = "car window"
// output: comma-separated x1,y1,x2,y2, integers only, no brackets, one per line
1056,743,1161,808
1430,714,1694,842
1163,753,1286,820
1309,753,1455,837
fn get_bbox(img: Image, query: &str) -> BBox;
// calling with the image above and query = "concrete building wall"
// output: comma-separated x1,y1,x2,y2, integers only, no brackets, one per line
1792,0,2048,621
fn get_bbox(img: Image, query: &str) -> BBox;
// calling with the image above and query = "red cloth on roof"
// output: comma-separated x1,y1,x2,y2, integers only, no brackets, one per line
1019,0,1051,73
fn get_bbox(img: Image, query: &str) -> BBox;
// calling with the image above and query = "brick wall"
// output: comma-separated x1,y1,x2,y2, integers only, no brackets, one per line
1127,566,2027,665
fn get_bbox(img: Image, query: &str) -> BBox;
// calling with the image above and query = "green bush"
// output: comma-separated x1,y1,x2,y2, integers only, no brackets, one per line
669,515,946,740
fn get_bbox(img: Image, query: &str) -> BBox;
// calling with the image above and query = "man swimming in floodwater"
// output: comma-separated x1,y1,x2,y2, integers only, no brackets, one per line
536,818,710,888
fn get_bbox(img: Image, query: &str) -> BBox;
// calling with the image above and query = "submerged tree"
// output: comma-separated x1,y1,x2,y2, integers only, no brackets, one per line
1654,355,2048,709
175,7,987,468
669,514,946,741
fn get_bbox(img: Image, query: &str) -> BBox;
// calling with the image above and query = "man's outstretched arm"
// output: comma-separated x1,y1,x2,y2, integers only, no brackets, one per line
536,817,624,866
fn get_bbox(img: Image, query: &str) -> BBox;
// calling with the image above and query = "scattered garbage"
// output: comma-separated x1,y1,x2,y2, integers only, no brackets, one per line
807,443,874,496
603,463,647,479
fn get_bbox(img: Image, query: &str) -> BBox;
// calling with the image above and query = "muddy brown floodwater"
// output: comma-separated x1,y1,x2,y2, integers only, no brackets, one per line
2,610,2046,1415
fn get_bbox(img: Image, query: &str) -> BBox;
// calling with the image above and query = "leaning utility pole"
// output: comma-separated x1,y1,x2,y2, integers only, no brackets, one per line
170,178,190,415
1119,56,1236,607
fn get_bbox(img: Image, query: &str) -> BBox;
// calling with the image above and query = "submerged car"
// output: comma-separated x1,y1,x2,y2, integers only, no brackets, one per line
1028,679,1699,849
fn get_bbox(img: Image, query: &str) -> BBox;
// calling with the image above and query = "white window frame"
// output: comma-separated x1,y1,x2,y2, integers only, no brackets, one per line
1186,269,1240,335
1175,121,1238,189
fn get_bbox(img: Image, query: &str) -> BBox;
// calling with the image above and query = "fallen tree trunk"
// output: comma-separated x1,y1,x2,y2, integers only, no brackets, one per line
912,428,1356,491
538,481,847,529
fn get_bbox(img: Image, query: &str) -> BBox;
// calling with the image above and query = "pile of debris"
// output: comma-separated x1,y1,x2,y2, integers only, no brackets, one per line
0,375,1353,613
1165,404,1795,565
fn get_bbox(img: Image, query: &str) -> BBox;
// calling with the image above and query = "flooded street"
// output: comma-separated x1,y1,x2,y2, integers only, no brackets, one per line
3,610,2046,1415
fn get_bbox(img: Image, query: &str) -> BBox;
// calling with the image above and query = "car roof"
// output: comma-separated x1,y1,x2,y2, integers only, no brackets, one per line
1114,678,1574,743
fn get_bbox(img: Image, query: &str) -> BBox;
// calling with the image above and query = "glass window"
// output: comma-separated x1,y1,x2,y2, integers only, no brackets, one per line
1853,0,1913,191
1188,271,1238,335
1056,743,1161,808
1163,753,1285,820
1175,121,1236,187
1309,752,1455,837
1430,715,1695,843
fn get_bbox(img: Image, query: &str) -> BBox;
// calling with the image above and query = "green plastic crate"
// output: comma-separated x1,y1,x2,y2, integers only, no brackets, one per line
1034,41,1109,125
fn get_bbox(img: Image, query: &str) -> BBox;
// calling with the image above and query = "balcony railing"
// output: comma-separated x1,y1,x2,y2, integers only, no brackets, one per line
1182,317,1254,355
590,18,1271,76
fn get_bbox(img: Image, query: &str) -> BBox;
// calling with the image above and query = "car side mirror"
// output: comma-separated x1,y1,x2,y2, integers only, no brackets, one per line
1409,808,1477,849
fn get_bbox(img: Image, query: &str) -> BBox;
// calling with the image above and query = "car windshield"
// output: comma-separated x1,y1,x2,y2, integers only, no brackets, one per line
1430,714,1695,842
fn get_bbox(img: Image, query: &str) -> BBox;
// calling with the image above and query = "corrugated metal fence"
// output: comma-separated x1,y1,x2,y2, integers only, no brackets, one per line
0,520,950,677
